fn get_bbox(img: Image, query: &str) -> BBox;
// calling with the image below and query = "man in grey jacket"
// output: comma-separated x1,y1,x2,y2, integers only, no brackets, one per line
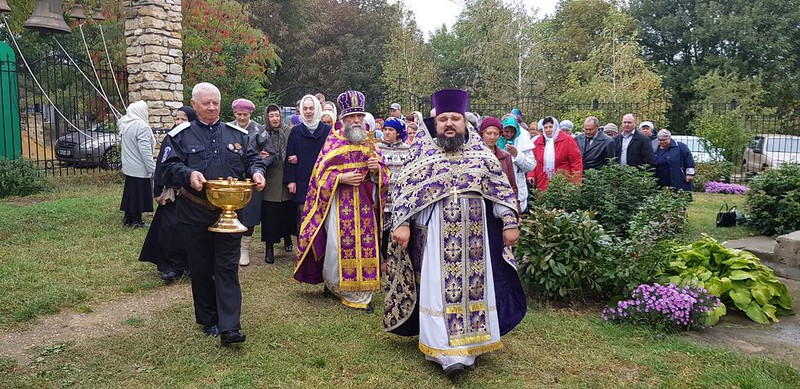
575,116,615,170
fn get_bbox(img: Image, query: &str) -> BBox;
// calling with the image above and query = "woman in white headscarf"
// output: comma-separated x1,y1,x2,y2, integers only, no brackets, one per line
119,100,156,228
531,116,583,192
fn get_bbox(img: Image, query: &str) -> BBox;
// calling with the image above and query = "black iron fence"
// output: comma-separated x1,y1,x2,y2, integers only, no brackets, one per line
6,53,127,176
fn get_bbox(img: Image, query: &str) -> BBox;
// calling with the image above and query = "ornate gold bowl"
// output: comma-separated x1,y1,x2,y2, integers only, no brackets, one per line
205,177,255,233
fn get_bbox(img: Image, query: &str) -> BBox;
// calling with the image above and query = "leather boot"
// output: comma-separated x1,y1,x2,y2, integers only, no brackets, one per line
239,236,252,266
265,244,274,264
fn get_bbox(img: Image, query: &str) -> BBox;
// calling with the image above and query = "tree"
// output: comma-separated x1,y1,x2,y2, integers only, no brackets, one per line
380,8,439,110
182,0,280,119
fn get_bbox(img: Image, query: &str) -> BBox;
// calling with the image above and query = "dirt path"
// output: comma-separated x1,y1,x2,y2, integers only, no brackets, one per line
0,281,192,367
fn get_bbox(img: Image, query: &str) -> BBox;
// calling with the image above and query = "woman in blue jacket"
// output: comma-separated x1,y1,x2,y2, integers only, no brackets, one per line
654,129,695,193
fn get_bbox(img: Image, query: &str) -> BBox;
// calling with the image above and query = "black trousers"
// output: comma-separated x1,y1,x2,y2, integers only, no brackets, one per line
179,199,242,332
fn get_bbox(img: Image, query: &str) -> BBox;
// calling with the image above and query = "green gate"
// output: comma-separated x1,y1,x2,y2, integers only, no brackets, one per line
0,41,21,159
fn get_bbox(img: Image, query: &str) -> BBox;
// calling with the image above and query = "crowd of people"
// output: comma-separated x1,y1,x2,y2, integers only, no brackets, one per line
119,82,697,376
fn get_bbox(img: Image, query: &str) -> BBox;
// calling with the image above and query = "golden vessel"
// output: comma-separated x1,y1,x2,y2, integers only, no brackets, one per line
205,177,255,233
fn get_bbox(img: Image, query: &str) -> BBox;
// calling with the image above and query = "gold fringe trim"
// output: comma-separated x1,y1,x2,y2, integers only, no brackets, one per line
340,299,369,310
339,282,381,292
419,340,504,357
449,334,491,347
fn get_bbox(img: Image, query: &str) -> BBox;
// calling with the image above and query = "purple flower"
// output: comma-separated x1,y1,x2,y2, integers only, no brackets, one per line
601,283,720,332
705,181,749,195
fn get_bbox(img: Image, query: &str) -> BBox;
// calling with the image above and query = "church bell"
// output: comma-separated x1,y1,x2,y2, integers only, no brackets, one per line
23,0,72,34
69,4,88,20
0,0,11,13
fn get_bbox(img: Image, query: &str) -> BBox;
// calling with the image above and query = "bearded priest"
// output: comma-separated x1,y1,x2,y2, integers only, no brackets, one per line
293,90,390,313
384,89,527,377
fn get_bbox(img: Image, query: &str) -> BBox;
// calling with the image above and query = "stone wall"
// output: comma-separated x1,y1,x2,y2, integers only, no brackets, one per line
125,0,183,130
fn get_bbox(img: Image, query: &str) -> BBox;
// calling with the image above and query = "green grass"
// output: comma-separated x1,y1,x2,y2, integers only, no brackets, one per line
678,192,755,243
1,172,796,387
0,259,797,388
0,172,160,330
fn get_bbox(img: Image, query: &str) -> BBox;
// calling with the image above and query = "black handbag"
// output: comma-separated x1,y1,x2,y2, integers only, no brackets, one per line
716,203,737,228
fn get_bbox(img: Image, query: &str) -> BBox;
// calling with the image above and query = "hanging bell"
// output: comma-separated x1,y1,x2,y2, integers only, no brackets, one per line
69,4,87,20
0,0,11,13
91,9,105,21
23,0,72,34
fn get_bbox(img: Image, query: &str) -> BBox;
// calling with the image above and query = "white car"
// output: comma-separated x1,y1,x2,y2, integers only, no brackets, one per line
742,134,800,173
671,135,722,164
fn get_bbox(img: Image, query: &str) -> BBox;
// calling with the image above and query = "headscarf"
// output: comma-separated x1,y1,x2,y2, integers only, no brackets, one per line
496,115,520,150
364,112,375,132
118,100,149,130
383,117,407,142
176,106,196,123
320,110,336,125
559,120,574,132
299,94,322,131
322,102,338,120
231,98,255,113
542,116,560,179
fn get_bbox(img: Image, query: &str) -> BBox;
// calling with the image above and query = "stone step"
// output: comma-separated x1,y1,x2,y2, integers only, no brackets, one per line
725,235,800,281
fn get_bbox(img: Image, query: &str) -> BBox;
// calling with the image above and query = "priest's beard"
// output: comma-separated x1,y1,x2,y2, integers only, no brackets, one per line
344,123,367,144
437,133,466,152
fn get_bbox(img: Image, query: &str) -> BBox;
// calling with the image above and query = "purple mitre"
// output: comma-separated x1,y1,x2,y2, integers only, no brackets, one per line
338,90,366,117
431,89,469,117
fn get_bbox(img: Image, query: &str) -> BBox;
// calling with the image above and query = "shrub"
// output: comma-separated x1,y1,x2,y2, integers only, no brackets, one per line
602,283,721,332
0,158,51,198
597,239,674,298
745,163,800,236
660,235,793,324
516,208,612,300
531,173,584,213
690,109,753,163
694,161,734,192
577,163,657,236
628,189,690,242
705,181,749,195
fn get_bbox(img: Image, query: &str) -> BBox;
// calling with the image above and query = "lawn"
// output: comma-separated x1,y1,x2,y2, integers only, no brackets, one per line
678,192,754,243
1,174,796,387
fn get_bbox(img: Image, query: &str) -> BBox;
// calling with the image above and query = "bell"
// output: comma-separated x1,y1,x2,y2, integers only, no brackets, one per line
91,9,105,21
0,0,11,13
69,4,87,20
23,0,71,34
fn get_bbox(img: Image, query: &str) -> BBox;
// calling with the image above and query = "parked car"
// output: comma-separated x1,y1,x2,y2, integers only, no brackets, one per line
671,135,722,163
55,123,120,169
742,134,800,174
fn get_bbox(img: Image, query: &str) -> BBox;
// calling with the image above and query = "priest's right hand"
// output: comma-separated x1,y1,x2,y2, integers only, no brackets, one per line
190,171,207,191
339,171,366,186
393,225,410,249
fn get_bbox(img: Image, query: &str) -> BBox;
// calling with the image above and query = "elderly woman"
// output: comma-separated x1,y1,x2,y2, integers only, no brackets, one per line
531,116,583,192
377,117,411,260
139,106,196,281
603,123,619,138
227,98,264,266
654,129,695,193
119,100,156,228
498,115,536,211
480,117,519,212
320,110,336,128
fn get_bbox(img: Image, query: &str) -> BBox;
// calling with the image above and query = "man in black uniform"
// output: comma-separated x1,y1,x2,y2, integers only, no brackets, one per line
161,82,267,346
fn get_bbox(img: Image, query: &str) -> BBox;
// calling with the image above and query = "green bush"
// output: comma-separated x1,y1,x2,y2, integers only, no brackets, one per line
532,173,584,213
628,189,690,242
690,109,754,164
516,208,612,300
598,240,674,300
0,158,51,198
745,163,800,236
694,161,734,192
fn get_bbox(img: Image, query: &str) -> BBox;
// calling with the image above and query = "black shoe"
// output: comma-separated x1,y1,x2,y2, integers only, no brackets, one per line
220,330,246,346
284,238,293,253
444,363,466,378
203,325,219,337
265,246,274,264
131,221,150,229
322,286,332,298
364,303,374,314
161,271,179,282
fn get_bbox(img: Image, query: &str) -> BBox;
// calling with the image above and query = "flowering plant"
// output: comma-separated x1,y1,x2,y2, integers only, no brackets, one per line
602,283,721,332
705,181,749,195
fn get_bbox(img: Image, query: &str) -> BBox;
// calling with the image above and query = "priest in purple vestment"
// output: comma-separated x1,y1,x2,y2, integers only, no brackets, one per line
384,89,527,377
294,90,390,313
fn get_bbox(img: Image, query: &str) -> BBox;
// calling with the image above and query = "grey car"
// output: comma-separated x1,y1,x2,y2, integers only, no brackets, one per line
55,123,120,169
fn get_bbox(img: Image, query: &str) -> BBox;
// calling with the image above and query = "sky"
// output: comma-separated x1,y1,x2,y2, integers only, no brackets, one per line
400,0,560,38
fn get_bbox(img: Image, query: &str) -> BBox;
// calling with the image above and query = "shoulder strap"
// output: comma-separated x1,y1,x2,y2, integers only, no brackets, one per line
226,122,249,135
167,122,191,137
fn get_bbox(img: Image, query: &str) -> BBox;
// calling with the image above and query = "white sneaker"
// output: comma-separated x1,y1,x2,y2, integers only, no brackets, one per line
239,236,252,266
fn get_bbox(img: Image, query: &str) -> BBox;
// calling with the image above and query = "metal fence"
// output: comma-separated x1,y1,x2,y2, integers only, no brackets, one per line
6,53,127,176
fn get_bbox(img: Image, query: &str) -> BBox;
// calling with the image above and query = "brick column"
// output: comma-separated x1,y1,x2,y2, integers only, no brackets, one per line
125,0,183,129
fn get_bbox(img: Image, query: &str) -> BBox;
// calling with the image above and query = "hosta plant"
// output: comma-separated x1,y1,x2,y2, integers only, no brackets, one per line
659,235,793,324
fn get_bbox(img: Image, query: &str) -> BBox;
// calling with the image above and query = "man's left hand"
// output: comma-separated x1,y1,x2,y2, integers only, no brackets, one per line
686,175,695,183
503,228,520,247
253,172,266,192
367,157,380,173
